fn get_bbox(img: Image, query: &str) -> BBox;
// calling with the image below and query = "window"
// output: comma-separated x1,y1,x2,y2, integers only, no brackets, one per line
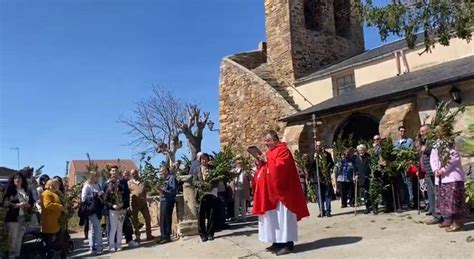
75,175,87,185
334,74,355,95
304,0,323,31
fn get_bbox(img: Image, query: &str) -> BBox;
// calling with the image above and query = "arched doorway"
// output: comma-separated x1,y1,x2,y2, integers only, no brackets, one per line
334,113,379,145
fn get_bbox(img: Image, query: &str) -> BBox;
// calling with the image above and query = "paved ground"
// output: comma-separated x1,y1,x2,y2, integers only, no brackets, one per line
71,202,474,259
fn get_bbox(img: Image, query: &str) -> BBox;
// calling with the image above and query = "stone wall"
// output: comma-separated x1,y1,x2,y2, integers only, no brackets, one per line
417,79,474,167
288,0,365,79
265,0,294,84
228,50,266,70
265,0,364,83
219,57,296,152
379,98,421,139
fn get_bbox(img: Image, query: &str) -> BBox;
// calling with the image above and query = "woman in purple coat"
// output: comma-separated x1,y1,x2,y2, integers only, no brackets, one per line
430,143,468,232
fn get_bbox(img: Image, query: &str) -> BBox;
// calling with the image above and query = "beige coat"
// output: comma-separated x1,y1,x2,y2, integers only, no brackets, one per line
229,168,251,201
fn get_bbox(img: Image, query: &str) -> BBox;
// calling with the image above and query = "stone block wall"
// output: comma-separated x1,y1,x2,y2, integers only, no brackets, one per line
228,50,266,70
417,79,474,167
265,0,294,84
379,98,421,139
288,0,365,79
219,57,296,152
265,0,364,83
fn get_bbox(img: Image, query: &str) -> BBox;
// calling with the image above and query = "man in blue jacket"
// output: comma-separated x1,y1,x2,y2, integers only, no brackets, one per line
158,165,178,244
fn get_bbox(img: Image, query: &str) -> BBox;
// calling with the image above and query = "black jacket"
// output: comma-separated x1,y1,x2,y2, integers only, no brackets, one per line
354,154,371,187
3,188,35,223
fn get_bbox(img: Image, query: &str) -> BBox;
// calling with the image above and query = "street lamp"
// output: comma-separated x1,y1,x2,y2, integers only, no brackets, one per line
10,147,20,170
207,120,220,132
449,85,462,104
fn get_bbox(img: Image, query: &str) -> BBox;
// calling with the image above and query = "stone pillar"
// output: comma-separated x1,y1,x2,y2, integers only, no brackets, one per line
172,194,184,238
176,175,199,236
147,197,160,227
379,98,421,139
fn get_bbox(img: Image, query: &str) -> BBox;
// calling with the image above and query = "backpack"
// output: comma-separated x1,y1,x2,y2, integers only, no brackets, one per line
78,184,103,219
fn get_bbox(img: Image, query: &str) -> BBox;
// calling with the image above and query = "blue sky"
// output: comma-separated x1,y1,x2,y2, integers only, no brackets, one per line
0,0,396,176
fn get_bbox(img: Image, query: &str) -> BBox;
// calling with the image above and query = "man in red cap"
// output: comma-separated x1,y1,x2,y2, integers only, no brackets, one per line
252,130,310,256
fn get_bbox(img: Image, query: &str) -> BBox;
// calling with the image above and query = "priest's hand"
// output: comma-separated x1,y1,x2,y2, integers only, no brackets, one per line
258,154,267,163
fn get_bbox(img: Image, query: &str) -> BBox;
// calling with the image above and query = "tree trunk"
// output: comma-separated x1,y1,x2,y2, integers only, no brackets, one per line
188,137,201,159
167,152,176,167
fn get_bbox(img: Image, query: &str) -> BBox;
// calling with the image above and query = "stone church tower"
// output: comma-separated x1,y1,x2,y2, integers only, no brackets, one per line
218,0,364,151
266,0,365,82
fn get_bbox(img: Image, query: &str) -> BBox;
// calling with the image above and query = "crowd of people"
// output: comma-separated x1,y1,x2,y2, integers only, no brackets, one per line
298,125,470,232
0,152,255,258
0,169,70,259
78,156,255,255
78,165,178,255
190,153,252,242
0,124,470,258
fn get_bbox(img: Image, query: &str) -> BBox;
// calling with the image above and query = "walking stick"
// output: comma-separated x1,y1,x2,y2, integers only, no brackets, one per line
354,177,358,216
417,173,421,215
391,183,396,213
315,156,323,217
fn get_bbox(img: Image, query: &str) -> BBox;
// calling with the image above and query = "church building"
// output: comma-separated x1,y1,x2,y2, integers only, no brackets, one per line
218,0,474,165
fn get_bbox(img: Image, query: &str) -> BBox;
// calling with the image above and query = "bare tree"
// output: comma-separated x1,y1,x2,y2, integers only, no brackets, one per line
120,86,186,165
176,104,210,159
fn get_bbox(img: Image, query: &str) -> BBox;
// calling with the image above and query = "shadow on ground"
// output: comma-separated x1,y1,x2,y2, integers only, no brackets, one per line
331,209,367,217
217,229,259,238
70,232,161,258
294,236,362,253
228,219,258,230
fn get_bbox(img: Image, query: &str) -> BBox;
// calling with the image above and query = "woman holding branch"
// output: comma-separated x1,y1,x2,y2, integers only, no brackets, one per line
430,142,468,232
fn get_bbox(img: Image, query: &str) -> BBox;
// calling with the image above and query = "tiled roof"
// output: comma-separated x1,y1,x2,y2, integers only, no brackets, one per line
0,167,16,177
296,32,426,84
70,159,138,173
282,56,474,123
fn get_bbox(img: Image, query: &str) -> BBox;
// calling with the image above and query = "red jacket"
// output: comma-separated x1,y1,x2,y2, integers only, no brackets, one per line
252,142,310,221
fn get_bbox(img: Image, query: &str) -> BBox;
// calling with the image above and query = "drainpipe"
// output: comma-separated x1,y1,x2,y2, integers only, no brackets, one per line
400,50,410,74
394,50,409,75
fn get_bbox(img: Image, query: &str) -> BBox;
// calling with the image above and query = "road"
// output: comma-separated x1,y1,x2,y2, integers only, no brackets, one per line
71,201,474,259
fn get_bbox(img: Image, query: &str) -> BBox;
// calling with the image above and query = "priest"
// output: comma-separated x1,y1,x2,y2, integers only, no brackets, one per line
252,130,310,256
